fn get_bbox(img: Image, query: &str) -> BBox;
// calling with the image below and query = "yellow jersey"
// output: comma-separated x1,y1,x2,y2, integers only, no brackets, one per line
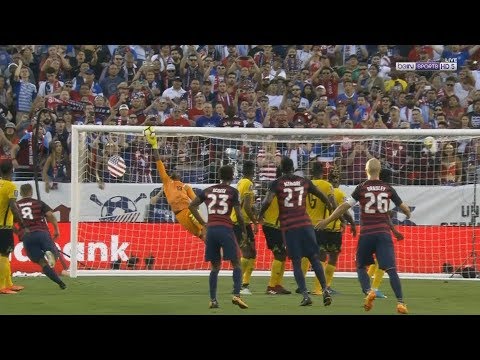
263,196,279,228
0,179,18,228
231,178,255,224
324,187,347,232
306,179,334,225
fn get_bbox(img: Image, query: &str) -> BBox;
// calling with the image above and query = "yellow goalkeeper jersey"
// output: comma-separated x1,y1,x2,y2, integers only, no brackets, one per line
306,179,334,225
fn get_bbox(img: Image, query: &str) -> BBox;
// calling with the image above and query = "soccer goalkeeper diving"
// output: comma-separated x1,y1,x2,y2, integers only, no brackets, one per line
144,127,205,242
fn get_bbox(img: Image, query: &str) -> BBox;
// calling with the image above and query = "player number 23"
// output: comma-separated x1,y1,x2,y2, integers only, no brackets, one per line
207,194,229,215
364,192,388,214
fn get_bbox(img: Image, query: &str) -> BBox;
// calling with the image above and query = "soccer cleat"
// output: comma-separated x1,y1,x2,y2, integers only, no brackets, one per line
0,288,17,294
364,290,376,311
209,299,219,309
323,290,333,306
273,285,292,294
59,282,67,290
326,287,340,295
45,250,56,268
295,288,310,294
9,285,25,292
300,296,313,306
374,289,387,298
232,296,248,309
266,286,277,295
396,302,408,314
240,285,252,295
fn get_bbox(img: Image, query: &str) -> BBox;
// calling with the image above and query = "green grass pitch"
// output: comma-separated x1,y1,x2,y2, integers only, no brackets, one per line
1,276,479,315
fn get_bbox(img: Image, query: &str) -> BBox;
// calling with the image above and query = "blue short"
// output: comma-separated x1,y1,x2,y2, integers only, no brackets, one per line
205,225,240,263
284,226,319,260
22,231,57,263
356,233,396,270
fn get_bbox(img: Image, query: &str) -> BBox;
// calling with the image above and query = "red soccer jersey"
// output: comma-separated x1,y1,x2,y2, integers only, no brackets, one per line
350,179,403,236
269,174,314,231
199,184,239,228
17,197,51,237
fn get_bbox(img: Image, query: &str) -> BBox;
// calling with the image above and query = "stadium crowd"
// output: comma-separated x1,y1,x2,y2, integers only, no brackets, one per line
1,45,480,187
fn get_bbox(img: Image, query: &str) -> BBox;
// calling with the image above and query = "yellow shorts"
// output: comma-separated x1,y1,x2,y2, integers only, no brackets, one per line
175,208,203,238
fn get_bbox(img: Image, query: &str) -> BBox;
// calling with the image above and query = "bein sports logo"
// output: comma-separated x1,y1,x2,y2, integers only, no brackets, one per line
90,193,147,222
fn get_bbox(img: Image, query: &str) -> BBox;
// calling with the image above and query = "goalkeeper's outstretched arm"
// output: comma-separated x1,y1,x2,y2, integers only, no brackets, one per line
144,127,171,184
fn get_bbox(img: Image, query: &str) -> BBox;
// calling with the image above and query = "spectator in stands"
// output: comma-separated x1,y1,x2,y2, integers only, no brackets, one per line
467,99,480,128
12,60,37,123
163,107,191,127
42,140,71,192
341,140,374,185
443,94,464,128
99,63,124,99
162,76,186,104
439,142,463,185
408,136,440,185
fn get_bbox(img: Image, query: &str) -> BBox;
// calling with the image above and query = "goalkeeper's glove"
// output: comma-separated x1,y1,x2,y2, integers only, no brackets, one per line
144,126,159,149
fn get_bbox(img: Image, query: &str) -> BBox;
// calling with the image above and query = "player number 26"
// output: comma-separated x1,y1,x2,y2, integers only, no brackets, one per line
364,192,388,214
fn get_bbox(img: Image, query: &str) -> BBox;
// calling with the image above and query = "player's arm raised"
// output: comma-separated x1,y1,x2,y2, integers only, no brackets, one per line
144,126,171,184
189,196,206,227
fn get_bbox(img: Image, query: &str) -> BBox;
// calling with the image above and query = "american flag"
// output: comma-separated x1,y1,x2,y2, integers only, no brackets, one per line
107,155,126,178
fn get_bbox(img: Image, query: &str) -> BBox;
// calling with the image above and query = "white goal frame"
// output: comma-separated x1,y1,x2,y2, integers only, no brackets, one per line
70,125,480,279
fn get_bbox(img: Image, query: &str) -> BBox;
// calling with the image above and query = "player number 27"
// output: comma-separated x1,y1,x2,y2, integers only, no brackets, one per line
283,187,304,207
21,206,33,219
364,192,388,214
207,193,229,215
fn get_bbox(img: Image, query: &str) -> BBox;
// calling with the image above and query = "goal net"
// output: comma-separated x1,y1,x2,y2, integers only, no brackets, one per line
70,125,480,279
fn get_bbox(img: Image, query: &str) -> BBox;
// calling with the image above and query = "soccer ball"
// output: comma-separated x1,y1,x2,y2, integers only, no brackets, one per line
423,136,435,149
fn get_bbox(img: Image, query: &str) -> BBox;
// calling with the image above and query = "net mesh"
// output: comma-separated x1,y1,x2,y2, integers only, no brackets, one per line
71,126,480,276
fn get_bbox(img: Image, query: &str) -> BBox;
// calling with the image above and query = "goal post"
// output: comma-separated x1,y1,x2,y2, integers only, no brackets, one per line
70,125,480,279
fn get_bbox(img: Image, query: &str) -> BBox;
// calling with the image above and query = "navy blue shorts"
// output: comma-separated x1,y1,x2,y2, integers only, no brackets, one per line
264,225,284,251
356,233,396,270
316,230,342,253
284,226,319,260
205,225,240,263
233,223,255,251
22,231,56,263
